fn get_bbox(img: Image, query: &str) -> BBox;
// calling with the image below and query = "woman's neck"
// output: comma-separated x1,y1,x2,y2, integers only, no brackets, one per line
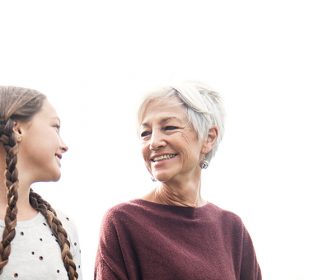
145,179,206,207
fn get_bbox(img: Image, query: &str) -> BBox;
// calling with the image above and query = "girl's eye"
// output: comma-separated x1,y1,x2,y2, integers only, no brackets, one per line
53,125,60,132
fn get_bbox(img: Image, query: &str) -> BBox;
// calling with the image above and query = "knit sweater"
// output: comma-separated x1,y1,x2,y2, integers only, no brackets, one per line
95,199,261,280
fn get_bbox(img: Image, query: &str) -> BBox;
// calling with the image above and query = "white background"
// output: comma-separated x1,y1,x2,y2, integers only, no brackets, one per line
1,1,310,279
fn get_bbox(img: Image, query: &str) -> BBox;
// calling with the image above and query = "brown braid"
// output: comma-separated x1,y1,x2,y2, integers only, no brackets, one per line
0,119,18,273
0,86,78,278
29,190,78,280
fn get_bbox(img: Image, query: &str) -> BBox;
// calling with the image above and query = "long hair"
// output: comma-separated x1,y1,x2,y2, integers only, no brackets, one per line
0,86,78,279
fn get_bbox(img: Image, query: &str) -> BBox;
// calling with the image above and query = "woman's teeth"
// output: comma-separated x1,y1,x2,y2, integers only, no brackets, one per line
153,154,177,162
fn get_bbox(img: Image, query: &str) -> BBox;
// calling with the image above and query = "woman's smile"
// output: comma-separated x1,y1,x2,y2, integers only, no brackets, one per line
141,96,205,183
151,153,178,162
151,154,179,170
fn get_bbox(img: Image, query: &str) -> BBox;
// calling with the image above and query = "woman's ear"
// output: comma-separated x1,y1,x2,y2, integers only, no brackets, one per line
201,127,218,154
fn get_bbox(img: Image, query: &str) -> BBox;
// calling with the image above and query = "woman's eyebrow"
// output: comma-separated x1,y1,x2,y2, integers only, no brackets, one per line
141,116,182,127
160,116,181,123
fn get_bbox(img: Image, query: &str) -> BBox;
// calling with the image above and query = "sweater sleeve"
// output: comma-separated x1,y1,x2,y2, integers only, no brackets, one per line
94,210,129,280
240,225,262,280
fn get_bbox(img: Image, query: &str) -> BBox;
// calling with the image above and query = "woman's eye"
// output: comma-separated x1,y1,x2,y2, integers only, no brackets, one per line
164,126,178,131
140,131,151,137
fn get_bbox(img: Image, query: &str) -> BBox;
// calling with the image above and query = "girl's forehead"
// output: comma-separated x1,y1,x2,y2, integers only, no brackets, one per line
37,100,59,119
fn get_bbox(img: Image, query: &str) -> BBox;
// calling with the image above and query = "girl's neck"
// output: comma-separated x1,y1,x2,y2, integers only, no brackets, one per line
1,148,38,220
0,179,38,221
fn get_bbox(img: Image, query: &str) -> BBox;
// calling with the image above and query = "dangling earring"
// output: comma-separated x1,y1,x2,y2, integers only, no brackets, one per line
151,177,157,182
200,158,209,169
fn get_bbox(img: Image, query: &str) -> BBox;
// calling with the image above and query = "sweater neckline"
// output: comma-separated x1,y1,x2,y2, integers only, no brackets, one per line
0,212,44,228
131,198,212,214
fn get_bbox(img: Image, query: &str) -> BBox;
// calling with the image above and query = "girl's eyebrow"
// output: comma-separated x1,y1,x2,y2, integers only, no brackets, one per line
51,116,61,124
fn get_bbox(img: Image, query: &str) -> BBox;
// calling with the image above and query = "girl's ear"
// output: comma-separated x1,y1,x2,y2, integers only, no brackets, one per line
12,121,23,143
201,126,218,154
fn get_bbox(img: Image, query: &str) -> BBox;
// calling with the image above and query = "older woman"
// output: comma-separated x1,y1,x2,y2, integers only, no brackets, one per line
95,82,261,280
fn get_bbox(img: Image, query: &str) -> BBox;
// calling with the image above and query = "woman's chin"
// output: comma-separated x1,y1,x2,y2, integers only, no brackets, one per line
152,172,172,183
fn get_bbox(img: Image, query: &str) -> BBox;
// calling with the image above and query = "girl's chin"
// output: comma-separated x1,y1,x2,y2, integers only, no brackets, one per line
42,170,62,182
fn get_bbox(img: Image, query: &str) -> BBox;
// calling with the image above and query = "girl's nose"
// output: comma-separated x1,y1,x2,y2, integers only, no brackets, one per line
60,138,69,153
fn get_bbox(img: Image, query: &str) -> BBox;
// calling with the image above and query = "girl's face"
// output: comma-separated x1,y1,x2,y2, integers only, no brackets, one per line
16,100,68,184
139,96,210,184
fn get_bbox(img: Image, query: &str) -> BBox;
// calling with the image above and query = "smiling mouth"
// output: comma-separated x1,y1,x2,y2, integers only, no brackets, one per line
151,154,177,162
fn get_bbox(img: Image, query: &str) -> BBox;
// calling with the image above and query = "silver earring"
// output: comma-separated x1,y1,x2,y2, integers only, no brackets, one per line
200,159,209,169
151,176,157,182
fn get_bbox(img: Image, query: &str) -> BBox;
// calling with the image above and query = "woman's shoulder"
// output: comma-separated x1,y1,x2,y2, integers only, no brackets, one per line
103,198,194,219
101,199,173,229
103,200,145,220
204,202,245,229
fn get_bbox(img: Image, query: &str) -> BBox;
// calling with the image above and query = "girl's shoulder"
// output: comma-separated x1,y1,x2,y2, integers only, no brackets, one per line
55,210,79,232
54,210,81,247
55,209,82,276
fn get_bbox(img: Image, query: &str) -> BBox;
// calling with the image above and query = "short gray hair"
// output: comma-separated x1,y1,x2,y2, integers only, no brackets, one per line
137,81,225,163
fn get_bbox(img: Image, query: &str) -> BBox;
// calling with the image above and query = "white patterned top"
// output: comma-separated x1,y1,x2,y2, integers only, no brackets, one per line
0,211,82,280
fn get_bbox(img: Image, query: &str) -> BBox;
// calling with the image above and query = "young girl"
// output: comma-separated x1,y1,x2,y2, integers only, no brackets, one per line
0,86,82,279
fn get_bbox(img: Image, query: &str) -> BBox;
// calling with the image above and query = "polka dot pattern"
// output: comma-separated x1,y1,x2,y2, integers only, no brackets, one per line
0,211,83,279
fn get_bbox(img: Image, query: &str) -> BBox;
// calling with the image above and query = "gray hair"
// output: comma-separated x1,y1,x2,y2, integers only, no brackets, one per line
137,81,225,163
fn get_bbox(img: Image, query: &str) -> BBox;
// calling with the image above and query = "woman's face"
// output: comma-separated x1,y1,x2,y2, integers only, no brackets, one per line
16,99,68,184
139,96,209,184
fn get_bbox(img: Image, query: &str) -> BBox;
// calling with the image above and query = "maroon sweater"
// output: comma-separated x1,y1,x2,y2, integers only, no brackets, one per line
95,199,261,280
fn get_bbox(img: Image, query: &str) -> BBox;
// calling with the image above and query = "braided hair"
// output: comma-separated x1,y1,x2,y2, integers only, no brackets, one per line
0,86,78,279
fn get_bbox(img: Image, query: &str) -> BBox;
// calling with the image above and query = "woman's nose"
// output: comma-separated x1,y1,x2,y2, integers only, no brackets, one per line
149,130,166,151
